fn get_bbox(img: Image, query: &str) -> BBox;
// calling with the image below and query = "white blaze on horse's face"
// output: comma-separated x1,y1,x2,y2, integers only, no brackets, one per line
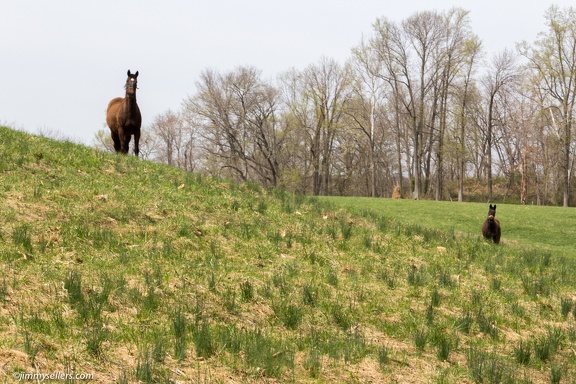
126,77,138,94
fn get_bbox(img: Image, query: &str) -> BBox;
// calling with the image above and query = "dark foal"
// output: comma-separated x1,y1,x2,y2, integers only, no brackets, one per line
482,204,501,244
106,70,142,156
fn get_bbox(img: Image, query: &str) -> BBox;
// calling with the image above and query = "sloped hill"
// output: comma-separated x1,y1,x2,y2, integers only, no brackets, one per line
1,126,575,383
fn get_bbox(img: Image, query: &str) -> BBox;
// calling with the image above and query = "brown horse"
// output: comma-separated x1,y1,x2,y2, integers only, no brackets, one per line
482,204,501,244
106,70,141,156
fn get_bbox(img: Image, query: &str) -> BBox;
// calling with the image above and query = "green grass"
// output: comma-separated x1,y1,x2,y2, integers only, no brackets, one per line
1,126,576,383
321,196,576,257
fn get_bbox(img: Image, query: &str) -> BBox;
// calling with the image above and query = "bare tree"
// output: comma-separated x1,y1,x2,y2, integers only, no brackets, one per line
519,5,576,207
350,38,389,197
149,110,180,166
147,110,198,171
454,37,482,201
433,8,480,201
372,11,464,199
480,48,519,200
279,58,352,195
183,66,282,186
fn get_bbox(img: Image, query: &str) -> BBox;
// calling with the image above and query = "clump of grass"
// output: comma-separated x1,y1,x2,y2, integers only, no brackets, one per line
0,276,8,303
135,348,154,383
377,345,392,368
425,303,434,325
218,325,241,358
533,327,564,362
193,322,217,359
550,364,567,384
326,269,338,287
243,328,293,378
413,326,428,351
521,274,551,297
151,330,168,363
209,240,223,259
172,308,188,361
207,270,217,292
23,330,39,364
407,265,426,286
431,329,457,362
435,336,453,362
330,303,353,331
302,283,319,306
257,200,267,214
476,311,499,339
430,286,440,307
437,268,455,288
304,347,322,378
223,287,238,314
466,347,515,384
377,267,397,289
64,270,84,308
25,311,51,335
273,300,304,330
343,330,368,364
86,321,107,357
491,278,502,292
12,224,33,254
272,272,290,295
514,340,532,365
87,274,113,320
339,219,353,241
560,297,573,319
533,335,552,362
362,234,373,250
117,370,129,384
305,250,318,265
240,280,254,302
454,311,473,334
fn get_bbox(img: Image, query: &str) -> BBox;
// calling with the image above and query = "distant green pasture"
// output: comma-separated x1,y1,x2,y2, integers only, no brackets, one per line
320,196,576,258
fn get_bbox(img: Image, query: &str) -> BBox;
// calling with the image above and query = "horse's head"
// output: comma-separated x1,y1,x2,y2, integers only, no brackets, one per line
487,204,497,220
125,69,139,96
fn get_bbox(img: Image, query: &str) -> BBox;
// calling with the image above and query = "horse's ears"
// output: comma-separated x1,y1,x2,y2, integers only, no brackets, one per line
127,69,131,76
135,71,139,77
127,70,139,78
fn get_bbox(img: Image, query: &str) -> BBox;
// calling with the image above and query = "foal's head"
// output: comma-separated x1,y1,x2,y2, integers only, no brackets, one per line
487,204,497,221
125,69,139,97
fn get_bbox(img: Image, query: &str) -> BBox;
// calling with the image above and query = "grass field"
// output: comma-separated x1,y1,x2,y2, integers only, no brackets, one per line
1,126,576,383
320,196,576,257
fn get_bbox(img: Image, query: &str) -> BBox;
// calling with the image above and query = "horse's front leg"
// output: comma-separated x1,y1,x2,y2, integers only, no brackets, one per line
122,132,132,154
111,130,121,152
133,130,140,157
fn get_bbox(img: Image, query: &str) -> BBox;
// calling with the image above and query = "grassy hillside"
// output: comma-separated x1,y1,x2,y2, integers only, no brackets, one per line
1,126,576,383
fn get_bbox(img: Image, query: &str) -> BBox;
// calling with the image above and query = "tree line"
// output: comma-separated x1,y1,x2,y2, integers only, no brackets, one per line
95,6,576,206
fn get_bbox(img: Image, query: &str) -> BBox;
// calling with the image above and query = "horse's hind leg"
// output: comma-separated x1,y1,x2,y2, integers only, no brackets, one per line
493,229,501,244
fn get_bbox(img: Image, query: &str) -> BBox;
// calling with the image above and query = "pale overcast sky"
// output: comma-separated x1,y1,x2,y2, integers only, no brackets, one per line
1,0,573,144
